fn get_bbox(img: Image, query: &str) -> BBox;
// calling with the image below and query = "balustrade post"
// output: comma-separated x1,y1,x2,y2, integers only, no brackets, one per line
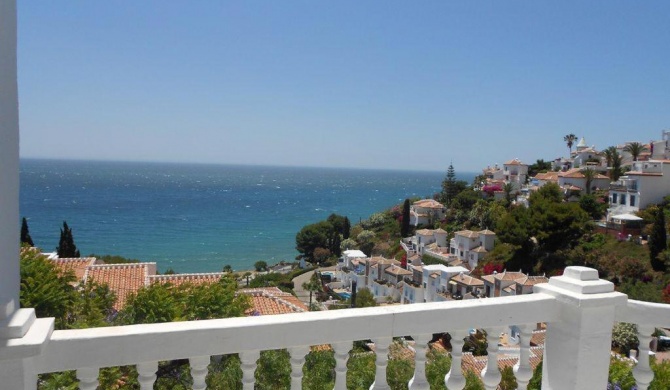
189,356,210,390
370,337,392,390
534,266,627,390
239,350,260,390
76,367,99,390
136,361,158,390
632,325,655,390
408,334,431,389
445,329,468,390
513,325,533,390
288,346,309,389
332,341,351,390
481,327,502,390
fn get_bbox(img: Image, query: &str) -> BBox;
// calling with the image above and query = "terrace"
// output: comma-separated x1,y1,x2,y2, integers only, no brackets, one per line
2,3,670,389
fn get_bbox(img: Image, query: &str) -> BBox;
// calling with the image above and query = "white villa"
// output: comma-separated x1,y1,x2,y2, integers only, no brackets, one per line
557,168,611,196
409,199,446,226
502,159,529,189
608,159,670,217
3,5,670,389
449,229,496,269
482,158,529,191
571,137,600,168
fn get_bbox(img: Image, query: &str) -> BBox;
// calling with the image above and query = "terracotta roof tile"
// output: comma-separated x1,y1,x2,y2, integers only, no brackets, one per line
84,263,154,311
149,273,224,287
412,199,445,209
450,273,484,286
515,275,549,286
455,230,480,239
52,257,99,281
239,287,308,315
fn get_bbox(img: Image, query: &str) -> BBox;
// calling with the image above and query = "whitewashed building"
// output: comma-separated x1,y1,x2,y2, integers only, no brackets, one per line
449,229,496,269
608,160,670,216
408,199,446,227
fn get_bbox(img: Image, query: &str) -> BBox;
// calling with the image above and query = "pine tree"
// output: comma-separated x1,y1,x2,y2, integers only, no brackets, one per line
441,163,457,206
649,208,667,271
57,221,80,258
20,217,34,246
401,199,411,237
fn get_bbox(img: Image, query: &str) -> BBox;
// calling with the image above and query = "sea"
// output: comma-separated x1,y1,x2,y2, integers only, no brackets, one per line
20,159,475,273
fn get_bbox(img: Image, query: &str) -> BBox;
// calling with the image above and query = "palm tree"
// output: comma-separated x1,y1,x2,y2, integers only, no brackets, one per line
602,146,618,168
610,150,624,181
623,142,648,162
581,168,596,195
502,182,515,205
302,273,322,310
564,134,578,155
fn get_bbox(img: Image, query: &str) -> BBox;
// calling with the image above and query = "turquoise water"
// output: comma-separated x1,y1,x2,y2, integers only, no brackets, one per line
20,159,474,273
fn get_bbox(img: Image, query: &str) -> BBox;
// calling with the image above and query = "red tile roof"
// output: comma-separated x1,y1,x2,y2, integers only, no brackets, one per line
52,257,99,281
149,273,224,286
239,287,308,315
84,263,155,311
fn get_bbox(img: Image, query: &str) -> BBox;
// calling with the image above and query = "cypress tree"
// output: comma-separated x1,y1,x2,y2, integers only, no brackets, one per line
20,217,34,246
343,217,351,240
649,208,667,271
57,221,80,258
401,199,411,237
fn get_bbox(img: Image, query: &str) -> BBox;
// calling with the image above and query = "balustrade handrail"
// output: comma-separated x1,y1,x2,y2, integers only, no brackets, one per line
615,299,670,328
33,293,559,375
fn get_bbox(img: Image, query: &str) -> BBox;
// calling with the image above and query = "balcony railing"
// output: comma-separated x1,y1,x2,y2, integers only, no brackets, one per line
2,266,669,389
610,181,638,192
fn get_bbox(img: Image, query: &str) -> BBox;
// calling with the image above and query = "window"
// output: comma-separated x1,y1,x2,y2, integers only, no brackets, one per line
630,195,636,207
612,193,618,204
620,194,626,205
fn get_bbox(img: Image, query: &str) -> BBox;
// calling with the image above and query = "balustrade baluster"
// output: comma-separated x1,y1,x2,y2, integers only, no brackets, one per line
239,350,260,390
445,329,468,390
370,337,392,389
633,325,655,390
332,341,351,390
408,334,431,389
289,346,309,389
481,327,502,390
76,367,99,390
513,325,533,390
189,355,210,390
136,361,158,390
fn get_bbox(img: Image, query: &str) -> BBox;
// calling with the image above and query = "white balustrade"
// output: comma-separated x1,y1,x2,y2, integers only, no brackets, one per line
289,345,309,389
0,267,669,389
513,325,534,390
76,366,99,390
239,350,259,390
481,327,502,390
189,355,210,390
370,336,392,389
616,300,670,390
408,333,431,390
633,325,654,390
136,361,158,390
445,329,468,390
332,341,350,390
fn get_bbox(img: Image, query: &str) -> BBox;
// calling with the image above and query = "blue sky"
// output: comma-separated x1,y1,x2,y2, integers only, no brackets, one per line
17,1,670,172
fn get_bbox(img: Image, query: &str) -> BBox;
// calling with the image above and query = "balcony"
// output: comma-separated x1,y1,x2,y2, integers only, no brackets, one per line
610,180,638,192
2,267,670,389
